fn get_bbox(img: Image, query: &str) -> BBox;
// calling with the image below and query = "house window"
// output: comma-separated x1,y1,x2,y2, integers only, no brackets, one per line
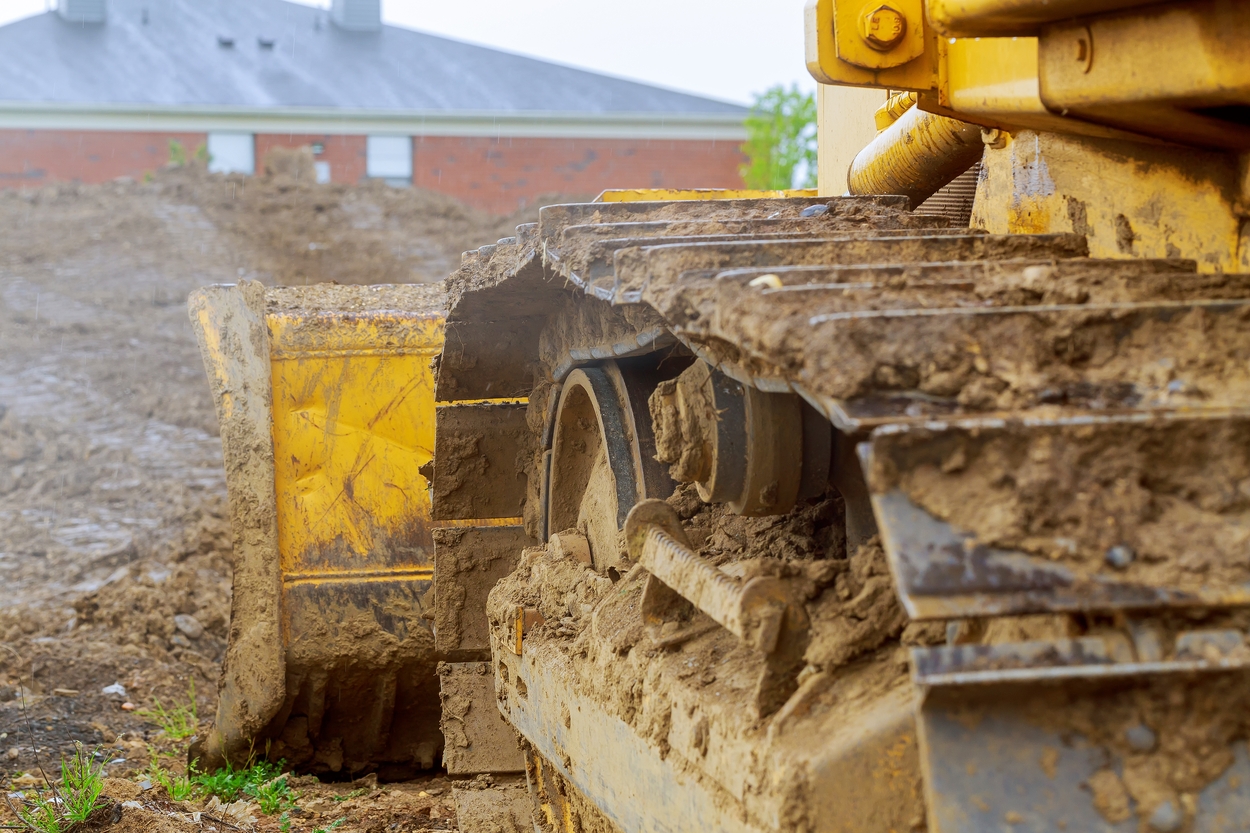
366,135,412,186
207,132,255,175
314,161,331,184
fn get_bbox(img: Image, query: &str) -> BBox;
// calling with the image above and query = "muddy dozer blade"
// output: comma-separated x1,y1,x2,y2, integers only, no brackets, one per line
188,281,448,778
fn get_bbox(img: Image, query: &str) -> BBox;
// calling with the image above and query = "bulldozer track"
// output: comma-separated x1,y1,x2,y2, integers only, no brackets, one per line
434,193,1250,832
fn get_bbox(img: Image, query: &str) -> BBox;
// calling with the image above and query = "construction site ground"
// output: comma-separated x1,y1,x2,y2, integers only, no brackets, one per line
0,161,568,833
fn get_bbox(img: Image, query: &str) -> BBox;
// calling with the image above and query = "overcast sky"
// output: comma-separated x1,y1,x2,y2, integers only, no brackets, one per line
0,0,815,105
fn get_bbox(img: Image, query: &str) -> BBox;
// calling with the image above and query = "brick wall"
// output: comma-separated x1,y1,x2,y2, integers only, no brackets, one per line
255,133,366,184
413,136,746,212
0,128,746,212
0,129,207,186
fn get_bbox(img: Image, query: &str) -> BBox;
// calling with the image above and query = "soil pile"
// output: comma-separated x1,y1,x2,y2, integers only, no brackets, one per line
0,163,570,829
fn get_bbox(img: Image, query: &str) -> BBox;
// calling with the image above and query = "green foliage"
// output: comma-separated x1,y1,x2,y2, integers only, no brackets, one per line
58,746,108,823
191,758,295,814
143,751,196,801
331,788,368,803
194,143,209,164
135,679,198,739
168,139,187,167
314,818,347,833
190,758,279,803
740,84,818,190
250,774,298,815
11,789,59,833
7,744,106,833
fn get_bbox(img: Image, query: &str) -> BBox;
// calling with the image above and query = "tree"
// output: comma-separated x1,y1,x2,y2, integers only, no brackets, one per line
740,84,818,190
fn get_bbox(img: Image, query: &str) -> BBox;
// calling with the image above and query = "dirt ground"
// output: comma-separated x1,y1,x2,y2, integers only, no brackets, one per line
0,160,572,831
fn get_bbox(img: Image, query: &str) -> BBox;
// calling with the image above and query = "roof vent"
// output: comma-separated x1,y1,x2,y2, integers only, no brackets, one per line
331,0,381,32
58,0,106,23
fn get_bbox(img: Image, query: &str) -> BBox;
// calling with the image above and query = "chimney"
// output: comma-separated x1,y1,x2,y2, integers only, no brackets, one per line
331,0,381,32
58,0,106,23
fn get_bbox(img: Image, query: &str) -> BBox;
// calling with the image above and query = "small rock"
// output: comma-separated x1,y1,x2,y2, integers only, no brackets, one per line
1148,800,1182,832
173,614,204,640
101,683,127,699
120,702,136,711
170,633,191,649
5,747,18,760
1105,545,1135,569
799,203,830,218
426,787,444,796
1125,723,1157,752
121,801,142,810
138,779,153,791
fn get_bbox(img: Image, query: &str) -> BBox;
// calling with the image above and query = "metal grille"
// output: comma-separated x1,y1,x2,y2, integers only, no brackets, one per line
915,162,981,226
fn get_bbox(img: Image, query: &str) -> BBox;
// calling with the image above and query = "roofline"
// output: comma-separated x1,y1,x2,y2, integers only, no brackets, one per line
0,101,747,140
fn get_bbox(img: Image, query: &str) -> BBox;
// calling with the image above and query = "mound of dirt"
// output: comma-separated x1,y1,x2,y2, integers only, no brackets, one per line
0,162,576,816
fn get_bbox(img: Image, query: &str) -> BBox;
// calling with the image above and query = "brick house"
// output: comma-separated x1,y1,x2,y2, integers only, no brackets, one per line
0,0,747,211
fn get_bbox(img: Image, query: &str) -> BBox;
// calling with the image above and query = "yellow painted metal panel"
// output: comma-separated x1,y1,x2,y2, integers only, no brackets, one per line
805,0,940,92
928,0,1149,37
945,37,1046,116
936,37,1148,141
1039,0,1250,149
268,311,444,580
971,129,1249,273
594,188,818,203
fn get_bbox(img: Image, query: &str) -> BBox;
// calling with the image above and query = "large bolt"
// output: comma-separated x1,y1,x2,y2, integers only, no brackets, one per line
860,3,906,51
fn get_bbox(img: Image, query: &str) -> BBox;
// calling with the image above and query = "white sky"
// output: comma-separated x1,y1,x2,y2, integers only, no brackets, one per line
0,0,816,105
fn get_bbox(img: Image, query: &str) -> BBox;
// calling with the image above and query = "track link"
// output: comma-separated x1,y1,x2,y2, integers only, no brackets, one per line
433,194,1250,832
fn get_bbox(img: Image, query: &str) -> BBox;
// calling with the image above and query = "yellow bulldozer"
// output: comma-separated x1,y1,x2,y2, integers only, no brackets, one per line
189,1,1250,830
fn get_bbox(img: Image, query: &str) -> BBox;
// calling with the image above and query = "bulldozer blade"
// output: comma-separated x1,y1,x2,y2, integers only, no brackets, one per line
189,282,448,776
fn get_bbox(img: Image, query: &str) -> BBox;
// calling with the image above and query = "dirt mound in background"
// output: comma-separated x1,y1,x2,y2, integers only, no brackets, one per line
162,162,584,287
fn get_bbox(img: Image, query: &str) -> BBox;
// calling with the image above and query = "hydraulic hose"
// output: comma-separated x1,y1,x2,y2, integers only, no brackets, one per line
847,103,985,208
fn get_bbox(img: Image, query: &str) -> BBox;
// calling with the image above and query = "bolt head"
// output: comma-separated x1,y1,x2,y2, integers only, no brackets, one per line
861,4,906,50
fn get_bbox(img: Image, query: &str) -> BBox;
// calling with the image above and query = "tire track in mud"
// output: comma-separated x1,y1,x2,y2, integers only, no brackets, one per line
0,200,232,611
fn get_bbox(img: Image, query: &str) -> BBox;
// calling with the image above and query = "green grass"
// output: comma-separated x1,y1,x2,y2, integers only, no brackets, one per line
143,751,197,802
331,788,367,803
190,758,296,814
135,679,198,740
6,744,107,833
314,818,347,833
